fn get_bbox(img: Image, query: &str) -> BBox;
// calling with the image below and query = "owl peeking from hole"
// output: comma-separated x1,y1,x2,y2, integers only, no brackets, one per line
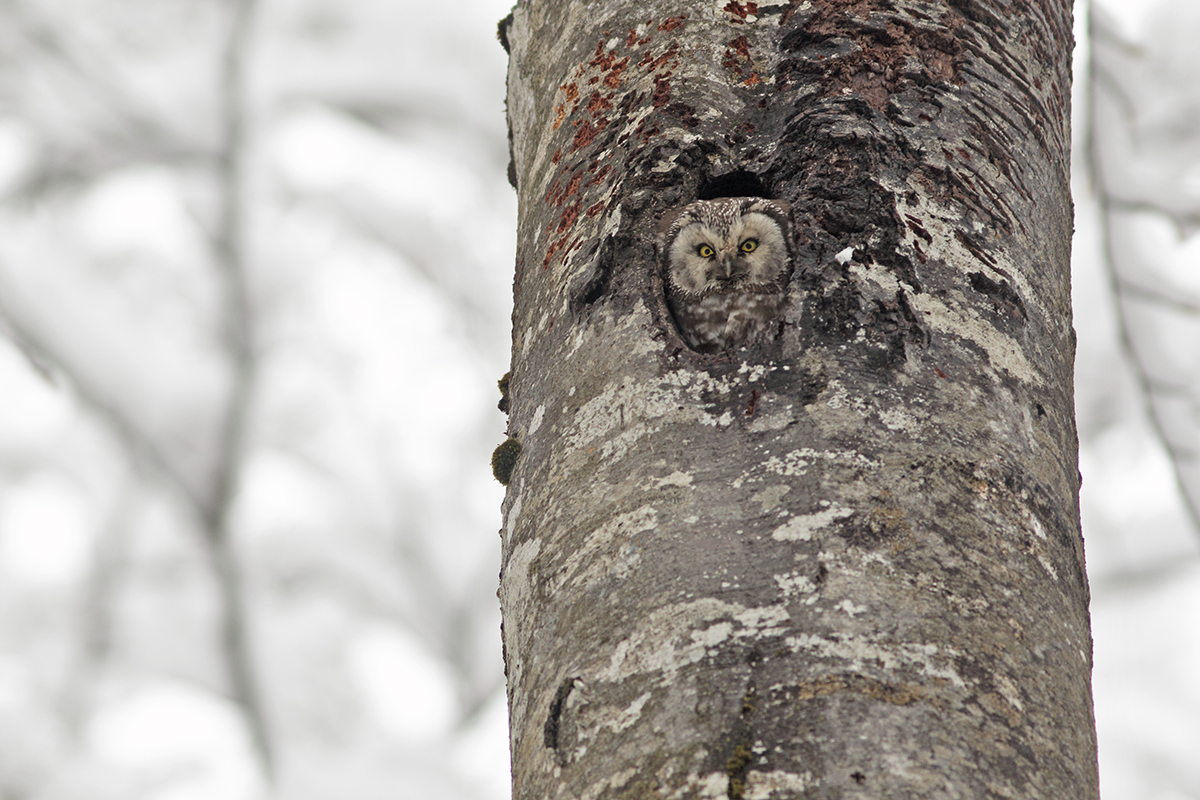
659,197,793,353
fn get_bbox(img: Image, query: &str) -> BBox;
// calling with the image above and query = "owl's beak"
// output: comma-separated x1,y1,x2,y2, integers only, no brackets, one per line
719,255,735,279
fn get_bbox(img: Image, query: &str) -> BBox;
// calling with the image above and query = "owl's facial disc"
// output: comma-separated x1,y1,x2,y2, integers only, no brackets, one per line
665,202,790,296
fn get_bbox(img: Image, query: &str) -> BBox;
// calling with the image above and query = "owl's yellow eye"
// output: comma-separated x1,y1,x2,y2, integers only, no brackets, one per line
740,239,758,253
697,244,715,258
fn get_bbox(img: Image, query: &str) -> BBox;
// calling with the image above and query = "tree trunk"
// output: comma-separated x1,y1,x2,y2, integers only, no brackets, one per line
498,0,1095,797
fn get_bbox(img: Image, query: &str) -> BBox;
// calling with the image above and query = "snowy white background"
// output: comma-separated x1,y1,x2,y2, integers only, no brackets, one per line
0,0,1196,797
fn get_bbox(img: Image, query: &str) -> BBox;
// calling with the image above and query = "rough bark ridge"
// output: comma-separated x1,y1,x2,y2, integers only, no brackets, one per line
499,0,1094,797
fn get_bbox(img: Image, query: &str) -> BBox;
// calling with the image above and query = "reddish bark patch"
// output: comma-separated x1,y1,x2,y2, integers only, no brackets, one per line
723,35,754,80
778,8,965,109
745,388,760,417
634,118,662,144
602,57,629,88
904,215,933,243
572,119,607,152
624,27,654,49
542,233,585,270
645,44,680,73
536,15,689,271
586,92,613,115
552,83,580,130
724,2,758,21
913,239,927,263
542,237,566,269
589,42,618,71
544,167,586,207
652,77,672,107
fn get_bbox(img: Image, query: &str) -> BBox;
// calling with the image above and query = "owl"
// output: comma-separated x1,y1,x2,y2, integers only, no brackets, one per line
660,197,792,353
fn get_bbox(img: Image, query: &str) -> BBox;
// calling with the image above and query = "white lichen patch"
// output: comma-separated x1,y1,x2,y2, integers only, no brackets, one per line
762,447,878,478
505,494,523,540
894,187,1038,312
579,767,639,800
653,470,695,489
693,621,734,648
763,450,810,476
821,379,869,414
564,364,744,460
1027,507,1048,540
994,673,1025,712
597,598,791,683
703,0,791,22
783,633,966,688
772,568,820,599
737,362,770,381
849,261,899,297
1036,552,1059,580
595,691,652,735
551,505,658,592
836,599,868,618
908,291,1037,384
771,505,854,541
567,327,589,359
878,405,919,432
751,484,790,513
733,604,791,637
528,404,546,437
744,770,817,798
691,771,733,798
498,537,542,730
747,409,792,432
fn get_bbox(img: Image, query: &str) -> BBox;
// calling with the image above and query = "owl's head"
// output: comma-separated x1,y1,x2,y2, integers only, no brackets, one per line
660,197,792,296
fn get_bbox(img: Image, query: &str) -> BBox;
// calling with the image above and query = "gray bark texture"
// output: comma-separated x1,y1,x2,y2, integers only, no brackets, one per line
497,0,1095,798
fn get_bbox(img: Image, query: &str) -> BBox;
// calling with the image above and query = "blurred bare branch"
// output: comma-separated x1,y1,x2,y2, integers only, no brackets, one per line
205,0,274,778
1087,7,1200,536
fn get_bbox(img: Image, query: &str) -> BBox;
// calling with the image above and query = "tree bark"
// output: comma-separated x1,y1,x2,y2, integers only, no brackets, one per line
498,0,1095,798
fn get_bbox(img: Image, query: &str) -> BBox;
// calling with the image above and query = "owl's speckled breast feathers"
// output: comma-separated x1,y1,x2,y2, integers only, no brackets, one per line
659,197,792,353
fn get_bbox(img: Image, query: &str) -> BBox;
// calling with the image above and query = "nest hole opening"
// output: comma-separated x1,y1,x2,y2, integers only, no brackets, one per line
697,171,770,200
